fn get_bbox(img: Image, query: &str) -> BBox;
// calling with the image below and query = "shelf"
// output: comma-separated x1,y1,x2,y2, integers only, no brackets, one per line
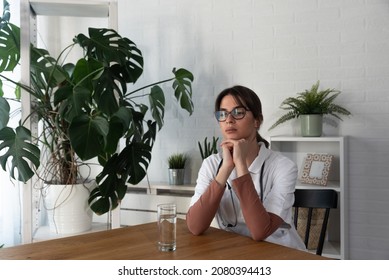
21,0,119,242
296,180,341,191
321,241,341,259
29,0,110,17
127,182,195,195
270,136,344,142
270,136,347,259
307,241,340,259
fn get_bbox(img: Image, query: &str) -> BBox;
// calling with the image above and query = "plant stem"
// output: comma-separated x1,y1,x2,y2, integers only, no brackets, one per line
124,77,174,98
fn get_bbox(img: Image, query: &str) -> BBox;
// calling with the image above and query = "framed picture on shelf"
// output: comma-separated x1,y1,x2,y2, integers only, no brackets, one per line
300,153,333,186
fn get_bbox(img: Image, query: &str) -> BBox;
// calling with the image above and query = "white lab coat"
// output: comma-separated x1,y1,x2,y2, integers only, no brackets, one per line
190,142,306,251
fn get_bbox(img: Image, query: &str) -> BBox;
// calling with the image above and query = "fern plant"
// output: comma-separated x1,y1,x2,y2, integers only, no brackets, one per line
269,81,351,130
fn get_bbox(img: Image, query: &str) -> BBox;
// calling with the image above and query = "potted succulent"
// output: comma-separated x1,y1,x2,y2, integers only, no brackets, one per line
0,0,194,231
198,136,219,160
167,153,187,185
269,81,351,136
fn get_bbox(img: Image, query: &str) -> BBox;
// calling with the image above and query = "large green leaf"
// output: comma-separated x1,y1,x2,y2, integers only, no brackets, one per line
90,142,151,214
89,153,127,214
0,0,10,28
142,120,157,147
71,58,103,89
53,84,73,106
0,126,40,182
69,114,109,160
121,142,152,185
105,107,131,154
75,28,144,82
56,58,104,120
74,29,144,117
121,37,144,83
88,186,118,215
56,58,103,122
148,85,165,129
127,106,147,143
57,86,92,123
0,22,19,72
0,96,10,129
30,47,67,92
172,68,194,115
93,67,121,116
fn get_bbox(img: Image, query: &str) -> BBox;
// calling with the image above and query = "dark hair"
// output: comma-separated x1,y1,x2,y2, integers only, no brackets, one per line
215,85,269,148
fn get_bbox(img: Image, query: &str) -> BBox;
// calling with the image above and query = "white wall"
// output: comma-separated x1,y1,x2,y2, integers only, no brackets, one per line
115,0,389,259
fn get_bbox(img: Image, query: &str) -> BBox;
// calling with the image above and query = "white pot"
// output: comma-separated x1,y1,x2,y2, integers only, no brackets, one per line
44,181,94,234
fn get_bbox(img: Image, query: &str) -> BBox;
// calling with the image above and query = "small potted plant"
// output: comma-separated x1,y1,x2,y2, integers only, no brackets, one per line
269,81,351,136
167,153,187,185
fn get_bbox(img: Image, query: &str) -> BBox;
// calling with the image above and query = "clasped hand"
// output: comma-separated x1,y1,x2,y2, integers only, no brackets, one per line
220,138,251,177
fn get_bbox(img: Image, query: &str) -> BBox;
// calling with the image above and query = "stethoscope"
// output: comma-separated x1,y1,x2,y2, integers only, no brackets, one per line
216,158,265,228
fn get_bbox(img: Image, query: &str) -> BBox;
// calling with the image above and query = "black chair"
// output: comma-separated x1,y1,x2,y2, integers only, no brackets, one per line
293,189,338,256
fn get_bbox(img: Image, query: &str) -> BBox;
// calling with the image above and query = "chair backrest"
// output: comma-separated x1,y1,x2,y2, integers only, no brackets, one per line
293,189,338,256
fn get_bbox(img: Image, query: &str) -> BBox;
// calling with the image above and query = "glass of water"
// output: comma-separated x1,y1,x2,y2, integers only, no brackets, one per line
157,203,177,252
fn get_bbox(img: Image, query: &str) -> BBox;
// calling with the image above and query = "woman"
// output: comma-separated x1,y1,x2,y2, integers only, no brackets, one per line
186,85,306,250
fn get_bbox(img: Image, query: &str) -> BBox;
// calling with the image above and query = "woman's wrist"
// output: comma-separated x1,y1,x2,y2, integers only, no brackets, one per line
215,165,233,186
235,161,249,177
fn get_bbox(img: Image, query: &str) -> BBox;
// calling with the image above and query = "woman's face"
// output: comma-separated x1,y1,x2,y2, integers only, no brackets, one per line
218,94,258,141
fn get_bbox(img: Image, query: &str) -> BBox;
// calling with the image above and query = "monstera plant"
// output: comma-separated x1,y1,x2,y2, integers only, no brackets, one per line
0,1,194,215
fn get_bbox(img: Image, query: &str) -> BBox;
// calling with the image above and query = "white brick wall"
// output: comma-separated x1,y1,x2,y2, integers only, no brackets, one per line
114,0,389,259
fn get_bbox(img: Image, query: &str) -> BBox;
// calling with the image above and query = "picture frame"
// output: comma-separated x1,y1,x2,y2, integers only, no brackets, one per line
300,153,333,186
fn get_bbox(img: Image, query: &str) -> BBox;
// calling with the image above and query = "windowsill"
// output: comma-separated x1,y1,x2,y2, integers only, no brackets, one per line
33,222,109,242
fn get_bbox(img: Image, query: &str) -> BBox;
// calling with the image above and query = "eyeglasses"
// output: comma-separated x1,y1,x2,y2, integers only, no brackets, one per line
214,106,249,122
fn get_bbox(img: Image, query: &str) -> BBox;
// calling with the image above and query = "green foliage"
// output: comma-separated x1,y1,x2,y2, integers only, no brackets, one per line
198,136,219,160
0,1,194,215
167,153,187,169
0,126,40,182
269,81,351,130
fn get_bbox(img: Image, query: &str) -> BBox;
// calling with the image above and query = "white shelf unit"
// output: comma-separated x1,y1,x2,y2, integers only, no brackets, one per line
118,183,195,226
20,0,118,243
270,136,348,259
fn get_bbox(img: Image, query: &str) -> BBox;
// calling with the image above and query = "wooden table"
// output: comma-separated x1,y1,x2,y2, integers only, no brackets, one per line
0,219,327,260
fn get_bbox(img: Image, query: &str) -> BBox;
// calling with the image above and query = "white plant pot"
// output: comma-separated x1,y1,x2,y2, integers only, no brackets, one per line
44,181,94,234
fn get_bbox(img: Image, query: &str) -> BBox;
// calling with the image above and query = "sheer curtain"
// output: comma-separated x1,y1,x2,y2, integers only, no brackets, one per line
0,177,22,247
0,65,23,248
0,0,21,248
